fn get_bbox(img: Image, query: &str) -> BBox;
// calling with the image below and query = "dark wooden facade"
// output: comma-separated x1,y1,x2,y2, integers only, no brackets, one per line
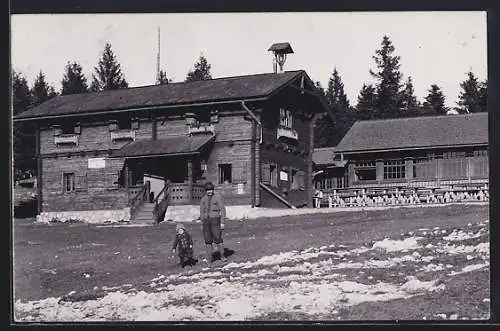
14,70,329,219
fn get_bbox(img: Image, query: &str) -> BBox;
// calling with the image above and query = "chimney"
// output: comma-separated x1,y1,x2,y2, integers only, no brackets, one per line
268,42,294,74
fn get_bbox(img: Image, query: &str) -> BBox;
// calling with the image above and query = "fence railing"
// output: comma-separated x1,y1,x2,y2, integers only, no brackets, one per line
129,181,150,219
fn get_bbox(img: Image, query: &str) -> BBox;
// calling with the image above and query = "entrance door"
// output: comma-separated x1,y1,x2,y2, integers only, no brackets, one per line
143,174,166,202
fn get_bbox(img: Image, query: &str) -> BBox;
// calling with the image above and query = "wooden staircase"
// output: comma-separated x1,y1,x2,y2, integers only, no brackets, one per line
132,202,156,223
129,181,170,224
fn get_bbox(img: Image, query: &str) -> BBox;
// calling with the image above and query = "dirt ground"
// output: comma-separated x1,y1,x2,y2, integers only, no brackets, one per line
13,204,488,302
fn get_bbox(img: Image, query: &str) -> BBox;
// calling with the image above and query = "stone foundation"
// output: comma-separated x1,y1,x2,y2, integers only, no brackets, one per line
36,208,131,224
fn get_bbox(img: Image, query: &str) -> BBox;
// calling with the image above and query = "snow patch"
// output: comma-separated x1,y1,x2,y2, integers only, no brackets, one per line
372,237,422,252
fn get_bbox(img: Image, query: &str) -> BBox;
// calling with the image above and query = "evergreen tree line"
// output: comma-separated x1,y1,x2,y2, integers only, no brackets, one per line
314,35,488,148
12,42,213,179
12,37,487,176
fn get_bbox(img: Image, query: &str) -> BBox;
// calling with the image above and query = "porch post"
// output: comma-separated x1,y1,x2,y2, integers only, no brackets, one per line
187,158,193,202
152,116,157,140
124,162,129,190
36,126,42,213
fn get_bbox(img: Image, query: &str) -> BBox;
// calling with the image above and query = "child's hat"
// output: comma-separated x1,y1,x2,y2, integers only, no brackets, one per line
176,223,185,230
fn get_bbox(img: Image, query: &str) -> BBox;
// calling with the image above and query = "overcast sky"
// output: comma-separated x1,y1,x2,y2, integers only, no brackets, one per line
11,12,486,107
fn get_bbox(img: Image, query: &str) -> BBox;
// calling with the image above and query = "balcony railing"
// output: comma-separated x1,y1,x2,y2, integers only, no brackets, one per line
167,182,206,205
277,126,298,140
111,130,136,142
188,124,215,135
54,134,79,146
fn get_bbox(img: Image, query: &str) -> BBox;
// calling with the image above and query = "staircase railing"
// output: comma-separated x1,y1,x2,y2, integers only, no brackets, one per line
129,181,151,220
260,182,296,209
153,183,170,223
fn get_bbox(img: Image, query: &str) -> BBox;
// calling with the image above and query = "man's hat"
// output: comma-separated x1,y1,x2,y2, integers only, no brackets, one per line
204,182,215,191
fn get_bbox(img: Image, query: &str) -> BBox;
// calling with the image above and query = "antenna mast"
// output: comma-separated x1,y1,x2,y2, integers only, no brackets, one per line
156,27,161,84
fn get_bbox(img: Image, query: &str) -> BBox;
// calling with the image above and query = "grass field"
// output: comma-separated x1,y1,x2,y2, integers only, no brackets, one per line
13,203,490,321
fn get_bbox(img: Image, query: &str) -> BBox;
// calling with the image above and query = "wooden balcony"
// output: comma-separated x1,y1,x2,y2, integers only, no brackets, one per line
188,124,215,136
111,130,136,142
277,126,298,140
54,134,79,146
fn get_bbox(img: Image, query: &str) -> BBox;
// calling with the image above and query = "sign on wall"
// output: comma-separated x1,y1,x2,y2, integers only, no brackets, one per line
280,171,288,181
88,158,106,169
237,183,245,194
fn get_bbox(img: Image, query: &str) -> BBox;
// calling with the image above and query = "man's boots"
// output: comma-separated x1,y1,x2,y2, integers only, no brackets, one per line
217,243,227,261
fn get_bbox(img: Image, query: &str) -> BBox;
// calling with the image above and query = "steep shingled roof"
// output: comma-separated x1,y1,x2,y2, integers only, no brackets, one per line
335,113,488,153
14,71,308,120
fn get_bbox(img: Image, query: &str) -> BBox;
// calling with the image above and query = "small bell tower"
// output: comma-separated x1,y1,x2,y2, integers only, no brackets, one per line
268,42,294,74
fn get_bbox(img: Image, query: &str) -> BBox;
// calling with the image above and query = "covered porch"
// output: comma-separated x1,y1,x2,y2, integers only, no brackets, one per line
110,135,215,206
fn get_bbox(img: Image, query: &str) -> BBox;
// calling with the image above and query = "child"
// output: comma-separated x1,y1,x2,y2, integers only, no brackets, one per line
172,223,197,268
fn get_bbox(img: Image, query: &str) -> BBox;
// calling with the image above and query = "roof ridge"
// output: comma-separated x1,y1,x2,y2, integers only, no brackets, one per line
356,112,487,124
53,70,305,99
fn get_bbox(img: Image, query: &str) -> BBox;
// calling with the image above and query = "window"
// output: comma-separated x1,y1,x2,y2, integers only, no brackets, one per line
61,122,75,135
218,164,232,184
441,152,467,179
471,150,488,178
355,161,376,181
63,173,75,192
197,111,211,125
474,150,488,157
261,163,279,187
117,117,132,130
384,160,405,179
279,108,293,128
413,157,435,179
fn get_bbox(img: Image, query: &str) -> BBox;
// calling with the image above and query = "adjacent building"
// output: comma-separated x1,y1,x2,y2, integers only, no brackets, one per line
313,113,489,203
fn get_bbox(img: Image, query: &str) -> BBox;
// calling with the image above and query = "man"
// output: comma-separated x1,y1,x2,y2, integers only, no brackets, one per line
199,182,227,265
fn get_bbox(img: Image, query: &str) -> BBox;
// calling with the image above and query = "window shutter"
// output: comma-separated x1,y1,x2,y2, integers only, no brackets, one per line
232,165,243,183
261,163,271,184
75,173,88,192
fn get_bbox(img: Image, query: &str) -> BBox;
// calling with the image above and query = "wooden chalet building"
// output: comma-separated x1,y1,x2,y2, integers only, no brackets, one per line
14,68,330,223
313,113,489,206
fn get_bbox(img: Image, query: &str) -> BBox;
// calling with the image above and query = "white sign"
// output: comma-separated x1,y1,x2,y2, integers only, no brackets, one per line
280,171,288,181
237,183,244,194
88,158,106,169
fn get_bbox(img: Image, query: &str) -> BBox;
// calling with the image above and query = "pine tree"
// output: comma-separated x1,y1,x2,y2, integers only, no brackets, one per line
478,79,487,112
422,84,448,116
325,68,350,112
12,71,35,179
355,84,377,120
399,76,419,117
315,68,352,146
314,113,336,148
31,71,57,106
456,71,481,114
90,43,129,91
12,71,32,116
369,36,403,118
61,62,89,95
157,69,172,85
185,54,212,82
